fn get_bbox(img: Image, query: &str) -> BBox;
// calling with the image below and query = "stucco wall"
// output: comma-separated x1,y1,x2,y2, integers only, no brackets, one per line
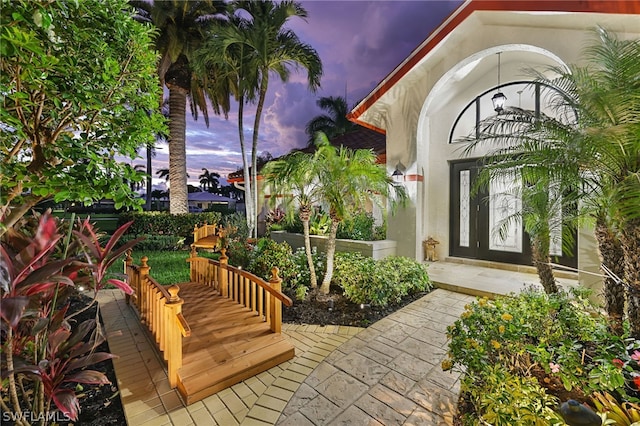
380,11,638,290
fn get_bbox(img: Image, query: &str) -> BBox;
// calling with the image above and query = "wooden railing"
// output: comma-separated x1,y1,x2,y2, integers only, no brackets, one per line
187,247,293,333
124,252,191,388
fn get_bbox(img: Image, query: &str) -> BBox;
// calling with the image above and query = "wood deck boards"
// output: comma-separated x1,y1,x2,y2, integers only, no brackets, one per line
172,282,295,404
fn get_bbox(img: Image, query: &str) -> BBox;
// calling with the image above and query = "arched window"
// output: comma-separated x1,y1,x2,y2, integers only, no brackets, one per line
449,81,544,144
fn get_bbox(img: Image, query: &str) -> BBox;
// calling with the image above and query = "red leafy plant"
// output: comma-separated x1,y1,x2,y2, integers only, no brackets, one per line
1,212,141,424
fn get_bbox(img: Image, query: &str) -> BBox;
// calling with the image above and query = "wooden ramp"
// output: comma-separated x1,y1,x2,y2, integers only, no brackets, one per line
175,282,295,405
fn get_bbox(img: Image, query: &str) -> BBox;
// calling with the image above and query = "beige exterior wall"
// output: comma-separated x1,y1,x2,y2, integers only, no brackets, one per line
379,11,639,292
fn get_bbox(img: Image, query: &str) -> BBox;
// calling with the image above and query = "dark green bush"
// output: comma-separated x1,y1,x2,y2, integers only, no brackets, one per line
291,246,327,290
205,204,236,215
118,211,222,242
332,252,432,306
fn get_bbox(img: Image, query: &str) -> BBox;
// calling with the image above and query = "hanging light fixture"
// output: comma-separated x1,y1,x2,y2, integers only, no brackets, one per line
491,52,507,113
392,161,404,180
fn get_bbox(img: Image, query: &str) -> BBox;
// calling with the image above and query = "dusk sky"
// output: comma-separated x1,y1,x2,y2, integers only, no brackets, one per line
145,0,463,189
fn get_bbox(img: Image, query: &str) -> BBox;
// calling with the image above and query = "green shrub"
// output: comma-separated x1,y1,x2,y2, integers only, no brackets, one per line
226,239,253,269
118,211,222,242
464,365,564,426
247,238,301,290
444,288,635,423
220,212,250,242
337,211,376,241
291,246,327,290
118,234,183,251
205,204,235,215
333,252,431,306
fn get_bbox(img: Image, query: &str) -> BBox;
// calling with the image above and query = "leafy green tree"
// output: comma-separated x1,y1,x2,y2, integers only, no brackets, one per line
131,0,229,215
305,96,358,145
0,0,164,234
462,28,640,337
314,133,407,295
263,150,325,289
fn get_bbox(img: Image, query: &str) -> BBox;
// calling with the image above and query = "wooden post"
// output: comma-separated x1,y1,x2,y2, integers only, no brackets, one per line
165,285,184,388
192,224,199,247
269,267,282,333
189,245,197,282
219,248,228,298
140,256,150,323
124,250,133,305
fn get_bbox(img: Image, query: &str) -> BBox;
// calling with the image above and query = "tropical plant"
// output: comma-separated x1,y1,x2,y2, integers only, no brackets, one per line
262,149,325,289
591,391,640,425
0,0,164,234
131,0,230,215
460,28,640,336
0,213,139,422
305,95,358,145
193,10,259,236
314,132,408,294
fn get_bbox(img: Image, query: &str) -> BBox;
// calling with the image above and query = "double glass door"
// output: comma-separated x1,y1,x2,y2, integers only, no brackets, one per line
450,160,531,265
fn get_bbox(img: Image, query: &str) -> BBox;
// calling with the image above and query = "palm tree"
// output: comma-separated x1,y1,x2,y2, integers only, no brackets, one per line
194,11,259,235
262,150,325,290
156,168,170,183
461,28,640,336
314,133,408,295
199,168,220,193
234,1,323,237
305,96,358,145
131,0,230,215
131,164,147,192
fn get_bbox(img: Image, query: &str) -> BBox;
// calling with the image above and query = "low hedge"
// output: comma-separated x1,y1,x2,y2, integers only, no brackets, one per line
332,252,432,306
118,211,222,241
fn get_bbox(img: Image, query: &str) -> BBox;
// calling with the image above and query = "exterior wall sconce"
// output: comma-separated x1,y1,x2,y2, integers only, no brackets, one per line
492,52,507,113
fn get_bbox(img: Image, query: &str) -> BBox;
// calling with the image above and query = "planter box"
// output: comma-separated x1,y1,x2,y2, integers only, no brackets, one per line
270,231,397,260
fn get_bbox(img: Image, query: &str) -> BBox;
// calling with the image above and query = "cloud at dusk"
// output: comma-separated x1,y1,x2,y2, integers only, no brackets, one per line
144,0,462,187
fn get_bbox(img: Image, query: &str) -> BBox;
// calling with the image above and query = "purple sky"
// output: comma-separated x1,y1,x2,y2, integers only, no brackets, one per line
145,1,462,189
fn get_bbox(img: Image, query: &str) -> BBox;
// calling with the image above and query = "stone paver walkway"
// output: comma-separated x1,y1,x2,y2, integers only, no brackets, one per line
277,289,474,425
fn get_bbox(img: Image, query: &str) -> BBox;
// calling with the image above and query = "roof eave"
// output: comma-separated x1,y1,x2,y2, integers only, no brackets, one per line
348,0,640,128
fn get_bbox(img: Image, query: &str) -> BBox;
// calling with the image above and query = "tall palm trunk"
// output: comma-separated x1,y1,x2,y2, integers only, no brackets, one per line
251,75,269,238
531,239,559,294
300,206,317,289
238,96,254,236
595,217,626,335
320,217,340,295
145,143,152,210
620,218,640,339
167,84,189,215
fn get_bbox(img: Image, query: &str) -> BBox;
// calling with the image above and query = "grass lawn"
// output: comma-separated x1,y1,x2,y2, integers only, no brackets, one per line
109,250,219,285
